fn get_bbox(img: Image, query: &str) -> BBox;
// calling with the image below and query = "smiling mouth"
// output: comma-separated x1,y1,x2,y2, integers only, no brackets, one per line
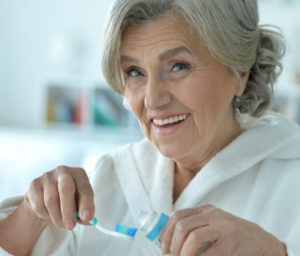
152,114,189,127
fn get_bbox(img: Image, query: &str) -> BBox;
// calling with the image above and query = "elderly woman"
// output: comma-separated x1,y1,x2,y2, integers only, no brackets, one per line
0,0,299,255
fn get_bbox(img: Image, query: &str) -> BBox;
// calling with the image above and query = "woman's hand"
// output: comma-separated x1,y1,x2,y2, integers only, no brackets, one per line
161,205,287,256
0,166,94,256
24,165,95,230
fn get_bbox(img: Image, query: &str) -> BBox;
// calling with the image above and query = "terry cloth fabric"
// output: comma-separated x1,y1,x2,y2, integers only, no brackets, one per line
0,111,300,256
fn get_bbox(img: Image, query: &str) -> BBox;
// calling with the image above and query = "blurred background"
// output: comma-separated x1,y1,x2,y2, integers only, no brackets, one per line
0,0,300,199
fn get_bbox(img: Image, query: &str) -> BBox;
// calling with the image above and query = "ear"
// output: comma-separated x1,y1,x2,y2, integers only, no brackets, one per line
235,70,250,97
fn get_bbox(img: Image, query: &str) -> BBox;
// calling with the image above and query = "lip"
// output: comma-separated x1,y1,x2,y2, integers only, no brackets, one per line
148,112,190,121
150,113,190,135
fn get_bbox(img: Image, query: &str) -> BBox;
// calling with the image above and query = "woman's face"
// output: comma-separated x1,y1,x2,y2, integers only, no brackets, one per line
120,14,246,169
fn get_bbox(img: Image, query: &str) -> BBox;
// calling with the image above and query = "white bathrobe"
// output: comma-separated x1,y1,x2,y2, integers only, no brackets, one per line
1,111,300,256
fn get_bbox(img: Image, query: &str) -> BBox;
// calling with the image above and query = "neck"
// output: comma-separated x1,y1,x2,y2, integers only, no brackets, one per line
172,161,199,203
172,121,244,202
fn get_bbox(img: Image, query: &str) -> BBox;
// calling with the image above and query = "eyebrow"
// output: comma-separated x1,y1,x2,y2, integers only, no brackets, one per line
120,46,192,64
120,55,139,64
158,46,192,60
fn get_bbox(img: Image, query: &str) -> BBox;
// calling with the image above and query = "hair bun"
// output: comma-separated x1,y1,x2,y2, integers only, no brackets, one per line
236,26,285,117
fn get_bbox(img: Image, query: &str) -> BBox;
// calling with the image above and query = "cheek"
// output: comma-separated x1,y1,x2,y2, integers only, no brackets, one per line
176,80,216,114
196,74,235,106
177,76,235,123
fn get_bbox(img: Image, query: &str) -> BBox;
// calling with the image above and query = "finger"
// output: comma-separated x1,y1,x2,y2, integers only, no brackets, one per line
25,178,49,219
72,168,95,223
170,214,209,256
200,242,221,256
43,175,64,228
76,218,92,226
180,226,217,256
58,174,77,230
161,208,199,254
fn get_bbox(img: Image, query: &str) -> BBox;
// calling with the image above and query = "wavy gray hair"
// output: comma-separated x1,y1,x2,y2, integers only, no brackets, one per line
102,0,285,119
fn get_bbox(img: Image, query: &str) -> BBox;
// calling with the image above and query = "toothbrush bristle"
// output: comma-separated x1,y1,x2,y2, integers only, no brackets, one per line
92,218,98,226
115,224,138,237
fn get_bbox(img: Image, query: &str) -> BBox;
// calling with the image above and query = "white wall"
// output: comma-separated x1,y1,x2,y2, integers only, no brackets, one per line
0,0,112,127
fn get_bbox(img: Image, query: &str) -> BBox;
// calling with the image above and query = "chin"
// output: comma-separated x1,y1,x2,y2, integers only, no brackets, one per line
154,141,185,159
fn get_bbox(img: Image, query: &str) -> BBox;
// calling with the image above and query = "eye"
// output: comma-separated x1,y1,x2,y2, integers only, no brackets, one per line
171,62,189,72
126,68,143,77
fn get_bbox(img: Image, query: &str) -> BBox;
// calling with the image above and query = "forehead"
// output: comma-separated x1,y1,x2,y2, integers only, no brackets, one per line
120,14,201,56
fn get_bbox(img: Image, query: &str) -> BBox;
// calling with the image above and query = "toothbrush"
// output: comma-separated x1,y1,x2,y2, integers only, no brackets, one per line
76,211,138,241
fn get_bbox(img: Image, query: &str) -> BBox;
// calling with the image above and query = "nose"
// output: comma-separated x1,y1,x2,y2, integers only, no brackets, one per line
144,75,172,110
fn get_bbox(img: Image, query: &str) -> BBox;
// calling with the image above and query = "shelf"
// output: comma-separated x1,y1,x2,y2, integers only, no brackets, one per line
42,79,138,129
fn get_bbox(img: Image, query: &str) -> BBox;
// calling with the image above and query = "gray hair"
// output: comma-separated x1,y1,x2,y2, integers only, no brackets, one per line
102,0,285,118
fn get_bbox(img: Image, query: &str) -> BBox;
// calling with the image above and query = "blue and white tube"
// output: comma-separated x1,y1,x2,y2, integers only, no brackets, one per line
137,210,210,255
137,211,169,249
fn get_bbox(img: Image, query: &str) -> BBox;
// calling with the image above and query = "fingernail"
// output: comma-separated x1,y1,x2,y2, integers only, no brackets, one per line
65,219,75,230
82,209,91,221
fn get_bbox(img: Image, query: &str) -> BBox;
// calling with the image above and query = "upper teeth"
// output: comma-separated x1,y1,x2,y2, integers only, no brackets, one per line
153,114,188,126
